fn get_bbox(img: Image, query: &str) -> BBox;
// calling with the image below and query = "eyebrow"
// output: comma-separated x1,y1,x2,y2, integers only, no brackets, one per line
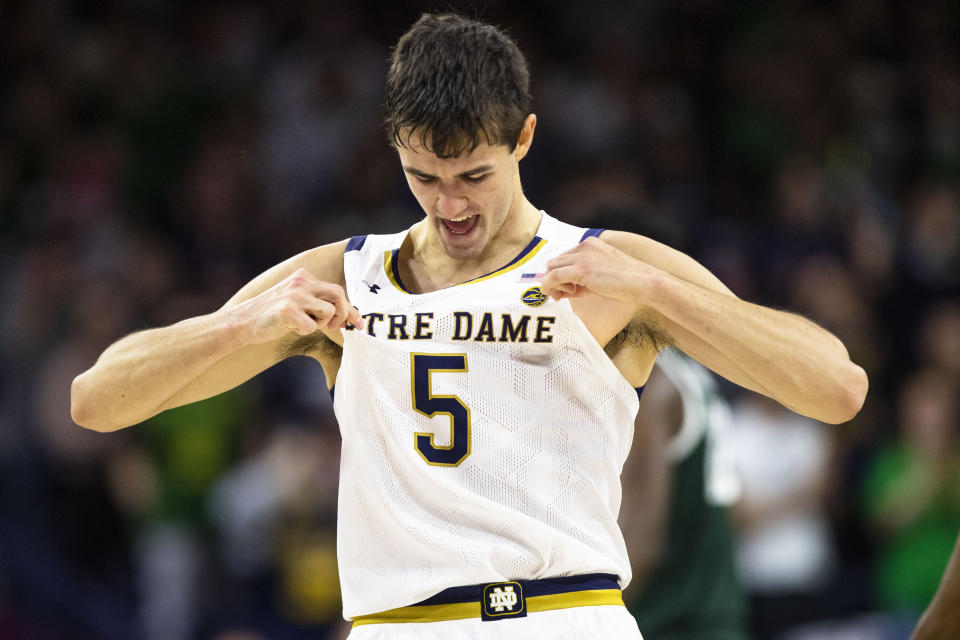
403,164,495,179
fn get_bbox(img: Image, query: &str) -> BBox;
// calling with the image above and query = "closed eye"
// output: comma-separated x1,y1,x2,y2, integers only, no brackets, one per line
413,175,437,184
463,174,489,183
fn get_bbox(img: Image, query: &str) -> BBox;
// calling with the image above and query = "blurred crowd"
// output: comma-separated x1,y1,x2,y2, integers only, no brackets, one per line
1,1,958,639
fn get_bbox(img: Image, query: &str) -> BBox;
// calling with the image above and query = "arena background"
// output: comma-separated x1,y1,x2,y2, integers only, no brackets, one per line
1,1,959,638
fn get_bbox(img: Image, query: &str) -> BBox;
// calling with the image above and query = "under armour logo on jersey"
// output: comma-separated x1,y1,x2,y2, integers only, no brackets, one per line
481,582,526,620
362,280,380,294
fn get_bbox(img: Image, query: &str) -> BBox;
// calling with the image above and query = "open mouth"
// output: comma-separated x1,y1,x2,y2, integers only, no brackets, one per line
441,215,478,235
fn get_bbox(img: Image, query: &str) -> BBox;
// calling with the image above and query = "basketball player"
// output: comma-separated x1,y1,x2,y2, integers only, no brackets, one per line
621,351,748,640
71,13,868,639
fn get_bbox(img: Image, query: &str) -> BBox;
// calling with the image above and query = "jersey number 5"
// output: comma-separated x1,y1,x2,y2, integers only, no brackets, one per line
410,353,471,466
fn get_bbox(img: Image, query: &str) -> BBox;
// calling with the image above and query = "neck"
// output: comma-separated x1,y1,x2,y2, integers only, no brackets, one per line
407,196,542,290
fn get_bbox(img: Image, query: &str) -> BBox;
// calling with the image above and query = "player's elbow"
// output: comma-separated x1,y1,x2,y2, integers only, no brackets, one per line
71,373,99,430
824,362,869,425
70,373,123,432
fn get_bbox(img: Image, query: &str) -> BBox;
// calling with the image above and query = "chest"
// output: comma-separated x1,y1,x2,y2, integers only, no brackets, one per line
348,276,633,345
335,230,651,384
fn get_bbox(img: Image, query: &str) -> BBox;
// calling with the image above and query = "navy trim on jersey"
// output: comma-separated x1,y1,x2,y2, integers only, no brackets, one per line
352,573,624,625
329,385,335,400
346,235,368,252
413,573,620,607
580,228,605,242
389,248,411,293
636,386,645,400
480,235,544,280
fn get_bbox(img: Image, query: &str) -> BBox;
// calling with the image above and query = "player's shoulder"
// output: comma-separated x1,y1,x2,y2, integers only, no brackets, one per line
537,211,604,246
340,228,409,258
278,228,408,270
579,227,677,270
221,239,352,309
281,238,352,281
253,237,354,291
592,229,734,296
591,229,667,258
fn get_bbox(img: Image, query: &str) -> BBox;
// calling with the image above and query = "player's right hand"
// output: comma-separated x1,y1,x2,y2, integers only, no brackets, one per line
227,268,364,344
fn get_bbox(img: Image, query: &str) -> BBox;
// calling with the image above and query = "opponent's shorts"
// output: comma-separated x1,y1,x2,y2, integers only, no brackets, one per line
348,574,644,639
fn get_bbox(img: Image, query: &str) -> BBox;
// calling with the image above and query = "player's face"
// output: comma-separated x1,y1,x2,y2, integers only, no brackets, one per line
396,119,535,261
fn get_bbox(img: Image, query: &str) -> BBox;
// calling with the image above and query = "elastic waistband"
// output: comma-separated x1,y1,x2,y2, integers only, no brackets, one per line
352,573,623,626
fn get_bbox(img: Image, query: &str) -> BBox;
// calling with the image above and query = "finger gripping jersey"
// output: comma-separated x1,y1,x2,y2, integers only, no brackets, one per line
334,212,639,619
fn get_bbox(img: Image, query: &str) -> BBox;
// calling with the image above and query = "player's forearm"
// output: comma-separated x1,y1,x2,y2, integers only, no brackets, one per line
71,311,248,432
644,273,868,424
73,258,358,432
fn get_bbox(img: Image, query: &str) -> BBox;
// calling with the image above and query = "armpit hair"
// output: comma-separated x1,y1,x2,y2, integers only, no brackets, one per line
279,332,343,361
604,317,672,358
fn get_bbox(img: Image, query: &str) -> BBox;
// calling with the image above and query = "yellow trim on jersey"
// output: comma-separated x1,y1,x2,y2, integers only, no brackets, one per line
384,250,405,293
457,237,547,286
351,589,624,626
382,237,548,294
527,589,624,612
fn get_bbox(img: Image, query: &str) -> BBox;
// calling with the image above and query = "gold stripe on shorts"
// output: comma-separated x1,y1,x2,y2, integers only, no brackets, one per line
352,588,624,626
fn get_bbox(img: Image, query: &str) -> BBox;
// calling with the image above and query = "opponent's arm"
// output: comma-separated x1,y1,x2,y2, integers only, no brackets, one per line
539,232,867,424
911,530,960,640
618,366,679,593
71,241,362,432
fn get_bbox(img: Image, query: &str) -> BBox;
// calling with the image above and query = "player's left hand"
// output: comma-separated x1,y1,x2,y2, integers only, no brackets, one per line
540,236,657,302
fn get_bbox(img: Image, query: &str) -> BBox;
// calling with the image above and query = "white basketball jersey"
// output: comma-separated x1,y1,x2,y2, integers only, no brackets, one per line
333,212,640,619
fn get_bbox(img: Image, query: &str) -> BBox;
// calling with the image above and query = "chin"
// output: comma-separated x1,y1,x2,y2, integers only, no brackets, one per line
436,223,486,258
441,241,485,260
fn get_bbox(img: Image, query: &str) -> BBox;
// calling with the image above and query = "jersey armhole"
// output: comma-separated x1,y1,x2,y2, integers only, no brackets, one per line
346,235,368,252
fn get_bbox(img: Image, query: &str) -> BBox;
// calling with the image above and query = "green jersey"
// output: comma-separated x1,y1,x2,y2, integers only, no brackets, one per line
628,352,749,640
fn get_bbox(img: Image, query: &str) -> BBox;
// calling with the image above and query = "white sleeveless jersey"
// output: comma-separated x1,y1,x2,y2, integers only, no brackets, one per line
333,212,640,619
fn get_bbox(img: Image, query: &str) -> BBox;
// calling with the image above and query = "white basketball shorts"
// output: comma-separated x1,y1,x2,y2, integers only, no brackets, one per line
348,604,643,639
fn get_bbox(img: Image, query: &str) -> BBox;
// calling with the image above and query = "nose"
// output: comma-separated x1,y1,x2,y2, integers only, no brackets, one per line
436,189,468,218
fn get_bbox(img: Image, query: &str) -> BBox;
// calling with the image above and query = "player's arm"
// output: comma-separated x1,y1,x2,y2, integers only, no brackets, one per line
539,231,868,424
71,241,362,432
911,530,960,640
618,366,679,592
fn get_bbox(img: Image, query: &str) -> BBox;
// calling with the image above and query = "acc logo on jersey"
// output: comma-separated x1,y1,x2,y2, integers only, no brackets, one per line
481,582,526,620
520,286,547,307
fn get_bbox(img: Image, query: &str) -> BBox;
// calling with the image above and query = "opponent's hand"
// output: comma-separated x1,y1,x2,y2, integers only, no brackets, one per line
227,268,364,344
540,236,657,302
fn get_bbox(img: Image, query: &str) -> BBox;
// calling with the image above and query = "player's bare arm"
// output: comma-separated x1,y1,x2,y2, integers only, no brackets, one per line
539,231,868,424
71,240,361,432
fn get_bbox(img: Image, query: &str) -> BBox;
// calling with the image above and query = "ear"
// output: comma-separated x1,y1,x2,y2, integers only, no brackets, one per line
513,114,537,161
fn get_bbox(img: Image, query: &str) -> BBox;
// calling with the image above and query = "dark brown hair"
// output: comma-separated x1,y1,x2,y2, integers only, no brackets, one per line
383,13,531,158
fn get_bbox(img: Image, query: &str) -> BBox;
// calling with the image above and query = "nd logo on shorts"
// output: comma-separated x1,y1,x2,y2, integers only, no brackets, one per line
481,581,526,621
521,286,547,307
